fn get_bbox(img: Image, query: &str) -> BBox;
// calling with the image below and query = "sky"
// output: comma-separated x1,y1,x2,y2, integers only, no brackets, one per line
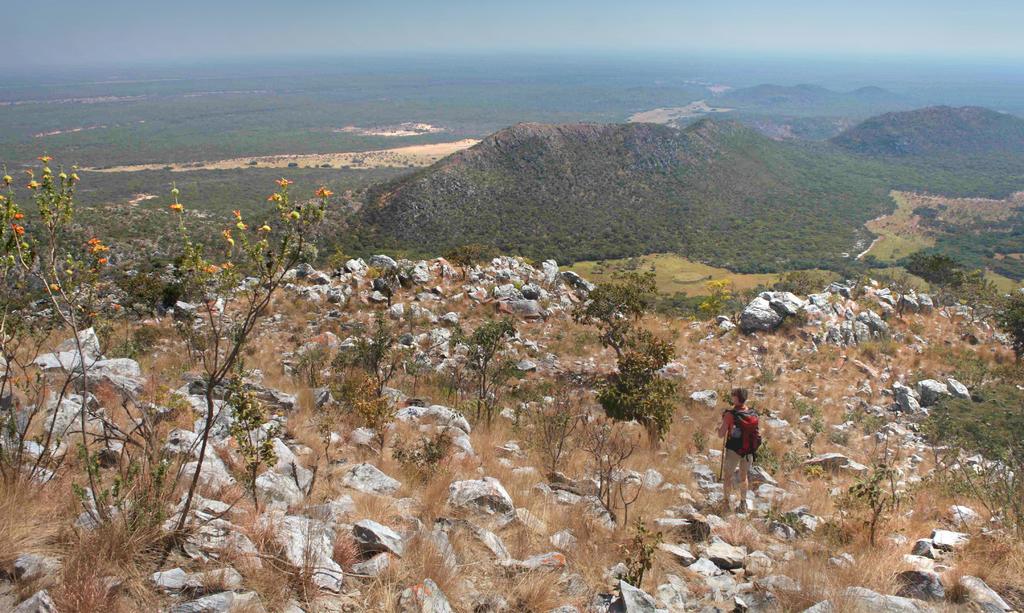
7,0,1024,66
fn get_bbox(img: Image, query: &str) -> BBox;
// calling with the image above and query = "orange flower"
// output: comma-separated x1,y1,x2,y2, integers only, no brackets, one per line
232,209,242,220
258,224,271,233
315,186,333,198
222,229,234,246
37,155,52,163
267,193,282,202
86,238,109,254
13,213,23,220
221,262,234,270
26,180,40,190
170,203,184,213
11,223,25,236
204,264,220,274
236,221,247,231
275,178,293,188
98,258,108,265
49,283,60,292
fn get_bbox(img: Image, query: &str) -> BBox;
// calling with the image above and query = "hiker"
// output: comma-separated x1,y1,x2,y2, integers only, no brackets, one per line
718,387,761,513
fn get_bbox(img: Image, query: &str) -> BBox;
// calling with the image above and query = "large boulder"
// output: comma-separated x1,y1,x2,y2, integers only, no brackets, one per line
740,297,784,333
916,380,950,407
704,537,746,570
959,576,1012,612
448,477,515,526
342,463,401,496
272,515,344,592
353,519,405,557
612,580,659,612
896,570,945,601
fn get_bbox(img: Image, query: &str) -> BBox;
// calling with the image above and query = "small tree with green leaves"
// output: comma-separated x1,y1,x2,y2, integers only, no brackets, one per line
456,318,517,426
343,375,395,457
619,520,663,591
226,374,278,510
598,330,677,442
997,292,1024,361
443,243,498,278
839,459,901,546
343,316,402,397
573,272,656,357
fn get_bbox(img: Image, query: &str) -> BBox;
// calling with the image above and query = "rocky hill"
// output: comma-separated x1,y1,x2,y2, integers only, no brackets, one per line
3,251,1022,612
351,120,892,271
831,106,1024,158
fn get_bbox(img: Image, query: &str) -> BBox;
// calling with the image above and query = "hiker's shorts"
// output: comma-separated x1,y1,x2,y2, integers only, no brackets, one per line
723,449,753,483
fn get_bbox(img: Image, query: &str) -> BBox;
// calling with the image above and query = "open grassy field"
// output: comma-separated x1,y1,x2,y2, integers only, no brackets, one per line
563,253,784,296
861,191,935,262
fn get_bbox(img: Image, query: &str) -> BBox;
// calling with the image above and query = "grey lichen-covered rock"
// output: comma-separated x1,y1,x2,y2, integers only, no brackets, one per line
803,452,868,474
13,553,61,583
705,537,746,570
13,590,58,613
916,380,950,407
272,515,344,592
394,404,471,435
893,383,923,414
167,591,263,613
613,580,659,612
353,519,405,556
368,254,398,270
740,297,784,333
946,378,970,399
690,390,718,408
447,477,515,526
930,529,969,550
342,462,401,496
896,570,945,601
398,578,455,613
803,587,935,612
255,470,305,507
959,576,1012,612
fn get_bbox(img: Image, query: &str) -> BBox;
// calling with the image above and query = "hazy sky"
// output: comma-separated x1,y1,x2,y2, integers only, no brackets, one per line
8,0,1024,65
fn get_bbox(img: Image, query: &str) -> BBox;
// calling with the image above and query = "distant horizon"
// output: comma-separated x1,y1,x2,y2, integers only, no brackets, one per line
7,0,1024,68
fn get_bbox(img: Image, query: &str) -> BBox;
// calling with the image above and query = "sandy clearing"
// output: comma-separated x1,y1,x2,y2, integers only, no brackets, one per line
84,139,480,173
629,101,733,125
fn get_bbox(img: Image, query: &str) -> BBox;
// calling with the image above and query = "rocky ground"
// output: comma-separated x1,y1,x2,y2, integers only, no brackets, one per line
1,254,1021,612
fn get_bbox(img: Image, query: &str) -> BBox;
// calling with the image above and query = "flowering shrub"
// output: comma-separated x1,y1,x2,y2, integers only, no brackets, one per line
169,177,329,531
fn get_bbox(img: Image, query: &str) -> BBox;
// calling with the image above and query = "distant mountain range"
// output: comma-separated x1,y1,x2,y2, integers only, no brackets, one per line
347,106,1024,273
715,83,909,116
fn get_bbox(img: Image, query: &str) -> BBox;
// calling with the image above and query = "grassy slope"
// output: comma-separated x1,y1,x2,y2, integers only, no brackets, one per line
563,254,781,296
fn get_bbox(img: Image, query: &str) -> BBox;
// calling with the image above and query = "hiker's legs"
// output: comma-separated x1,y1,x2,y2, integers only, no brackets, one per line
722,450,740,506
737,454,753,511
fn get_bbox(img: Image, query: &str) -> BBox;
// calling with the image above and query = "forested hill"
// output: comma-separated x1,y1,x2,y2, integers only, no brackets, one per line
349,119,893,271
831,106,1024,158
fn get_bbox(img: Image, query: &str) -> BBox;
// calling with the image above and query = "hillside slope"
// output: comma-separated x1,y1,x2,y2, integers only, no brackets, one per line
831,105,1024,157
351,119,891,271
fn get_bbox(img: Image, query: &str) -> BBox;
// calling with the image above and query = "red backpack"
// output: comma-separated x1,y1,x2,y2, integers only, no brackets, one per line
730,409,762,457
